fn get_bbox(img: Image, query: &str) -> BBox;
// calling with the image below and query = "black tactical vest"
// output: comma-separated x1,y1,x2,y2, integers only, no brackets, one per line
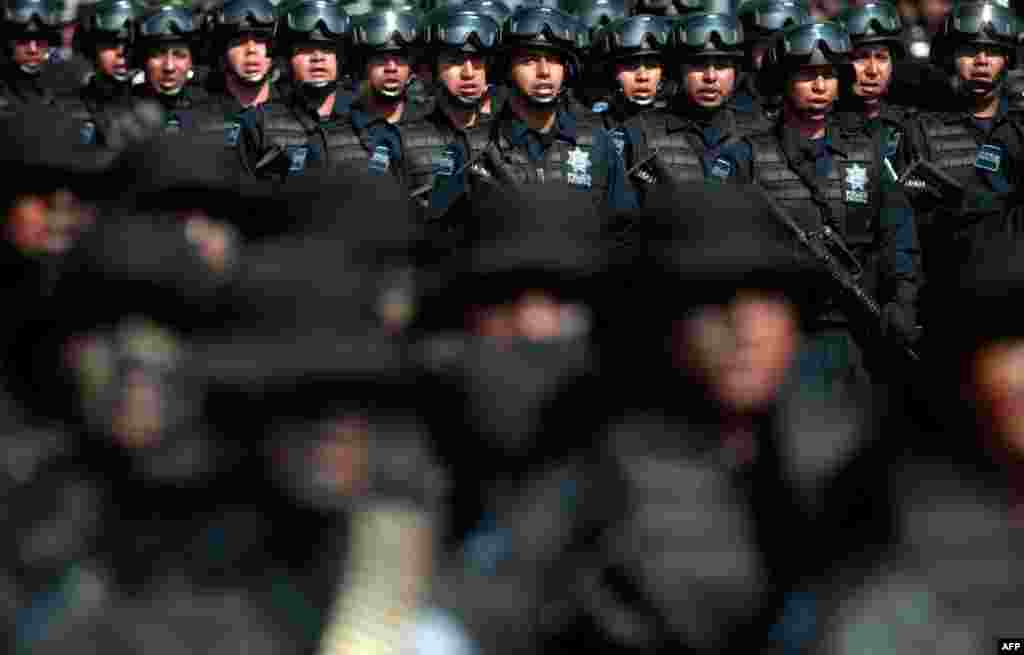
751,124,879,249
483,108,610,206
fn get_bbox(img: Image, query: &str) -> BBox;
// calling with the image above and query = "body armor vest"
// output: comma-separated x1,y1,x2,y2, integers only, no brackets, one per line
252,99,370,178
401,111,496,221
70,75,137,148
751,125,879,249
484,109,610,205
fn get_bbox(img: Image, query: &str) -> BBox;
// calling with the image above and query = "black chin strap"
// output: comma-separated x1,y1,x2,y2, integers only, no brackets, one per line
298,80,338,112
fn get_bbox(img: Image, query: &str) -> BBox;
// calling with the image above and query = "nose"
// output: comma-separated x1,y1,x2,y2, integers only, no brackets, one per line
460,59,475,77
635,64,650,81
309,48,325,62
161,55,175,71
975,50,990,65
383,56,399,71
243,38,258,54
864,57,878,76
811,74,826,92
114,43,125,56
25,40,40,53
536,56,551,77
702,64,718,82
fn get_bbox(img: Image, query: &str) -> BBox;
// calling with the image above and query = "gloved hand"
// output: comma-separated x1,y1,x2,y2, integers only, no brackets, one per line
103,100,165,152
881,302,921,344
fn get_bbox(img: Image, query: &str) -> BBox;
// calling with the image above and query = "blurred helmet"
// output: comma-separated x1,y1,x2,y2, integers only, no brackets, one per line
423,5,500,54
134,3,198,47
350,7,422,54
2,0,62,37
206,0,277,46
737,0,809,40
937,0,1018,67
673,11,745,59
275,0,352,48
839,0,903,57
591,14,673,60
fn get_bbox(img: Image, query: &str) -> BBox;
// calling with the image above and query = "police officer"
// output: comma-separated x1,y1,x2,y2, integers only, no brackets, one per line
201,0,278,110
897,0,1022,332
0,0,63,110
734,0,811,132
131,3,207,134
484,5,626,209
752,20,921,393
61,0,140,147
239,0,353,180
564,0,628,108
460,0,513,113
587,14,674,207
643,11,755,188
346,6,432,179
401,7,502,249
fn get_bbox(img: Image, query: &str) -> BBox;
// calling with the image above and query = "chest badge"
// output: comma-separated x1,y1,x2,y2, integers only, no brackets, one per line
225,122,241,147
80,121,96,146
369,144,391,174
844,162,869,204
286,145,308,173
975,144,1002,173
566,147,593,189
434,145,456,177
710,157,733,180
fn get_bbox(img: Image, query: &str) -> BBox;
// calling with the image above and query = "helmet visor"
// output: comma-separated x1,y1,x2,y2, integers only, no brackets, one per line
842,6,901,38
429,11,499,48
505,7,585,48
284,1,351,37
780,21,851,56
4,0,59,26
677,13,744,48
604,15,673,50
138,7,196,38
949,3,1016,41
219,0,277,28
92,0,139,33
576,0,626,32
353,11,420,47
740,1,809,33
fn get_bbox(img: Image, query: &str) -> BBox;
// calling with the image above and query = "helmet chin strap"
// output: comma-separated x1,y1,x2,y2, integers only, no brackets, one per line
371,74,415,102
439,81,483,109
300,78,338,107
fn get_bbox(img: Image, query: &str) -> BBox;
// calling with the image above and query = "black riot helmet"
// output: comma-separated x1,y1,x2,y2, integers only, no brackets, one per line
133,3,199,64
500,4,585,103
737,0,808,70
275,0,351,50
591,15,672,107
350,7,422,99
76,0,140,62
563,0,626,40
758,20,851,96
839,1,904,58
936,0,1018,71
204,0,276,85
460,0,513,26
423,6,499,107
3,0,62,58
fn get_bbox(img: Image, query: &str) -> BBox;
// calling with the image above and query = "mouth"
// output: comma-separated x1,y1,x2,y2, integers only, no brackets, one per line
457,84,482,96
532,84,555,95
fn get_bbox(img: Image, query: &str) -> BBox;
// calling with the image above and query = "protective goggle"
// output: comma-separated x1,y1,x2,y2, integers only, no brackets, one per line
780,21,851,56
739,1,810,33
505,7,585,48
137,6,197,38
676,13,744,49
91,0,140,33
948,3,1017,41
602,15,674,50
216,0,277,28
282,0,352,37
427,11,500,48
460,0,511,25
352,10,420,47
575,0,626,32
842,4,901,37
4,0,59,27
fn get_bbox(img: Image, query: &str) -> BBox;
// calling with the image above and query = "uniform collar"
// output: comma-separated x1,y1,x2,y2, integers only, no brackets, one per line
500,104,576,148
780,119,848,161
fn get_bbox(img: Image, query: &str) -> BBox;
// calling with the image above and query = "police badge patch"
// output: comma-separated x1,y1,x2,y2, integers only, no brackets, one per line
566,147,593,189
433,145,456,176
286,145,308,173
975,144,1002,173
80,121,96,146
843,162,869,204
225,122,241,147
710,157,732,180
369,144,391,174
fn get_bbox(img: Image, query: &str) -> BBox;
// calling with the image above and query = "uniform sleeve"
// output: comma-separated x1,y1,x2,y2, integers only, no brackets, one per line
599,128,635,212
876,185,922,314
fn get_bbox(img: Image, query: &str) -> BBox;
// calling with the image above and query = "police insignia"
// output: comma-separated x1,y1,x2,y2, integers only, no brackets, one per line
286,145,308,173
710,157,732,179
165,116,182,134
369,144,391,174
80,121,96,145
609,129,626,157
843,162,869,204
434,145,456,176
975,144,1002,173
591,101,609,114
225,122,241,147
566,147,593,189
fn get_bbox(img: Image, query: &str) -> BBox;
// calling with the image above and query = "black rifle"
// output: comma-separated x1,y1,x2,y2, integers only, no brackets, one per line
754,186,921,362
898,157,1008,230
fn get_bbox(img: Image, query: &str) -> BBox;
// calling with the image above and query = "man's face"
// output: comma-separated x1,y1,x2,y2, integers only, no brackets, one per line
437,51,487,104
851,44,893,102
971,339,1024,461
366,52,412,97
290,43,338,84
144,43,192,94
468,289,588,341
226,33,272,83
682,56,737,108
956,43,1008,95
96,41,129,79
509,48,566,102
787,64,838,120
11,37,49,72
615,55,663,105
674,290,800,414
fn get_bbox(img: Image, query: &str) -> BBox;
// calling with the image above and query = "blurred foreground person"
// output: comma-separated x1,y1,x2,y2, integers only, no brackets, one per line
816,237,1024,655
553,184,880,654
